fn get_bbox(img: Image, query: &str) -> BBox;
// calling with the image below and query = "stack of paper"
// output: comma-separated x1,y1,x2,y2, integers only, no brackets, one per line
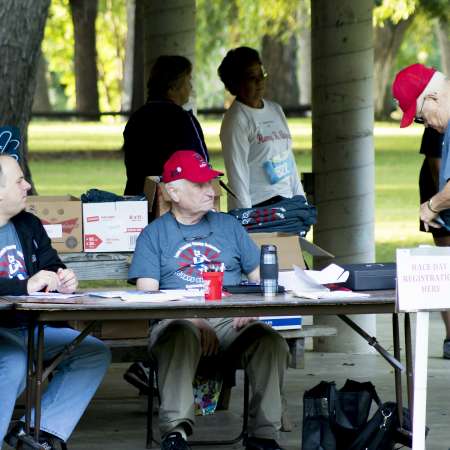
279,264,368,299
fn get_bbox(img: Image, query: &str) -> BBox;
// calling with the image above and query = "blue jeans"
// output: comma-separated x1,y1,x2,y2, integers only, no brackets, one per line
0,326,111,443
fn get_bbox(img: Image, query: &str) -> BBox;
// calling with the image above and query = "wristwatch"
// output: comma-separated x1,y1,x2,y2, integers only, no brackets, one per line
428,198,439,214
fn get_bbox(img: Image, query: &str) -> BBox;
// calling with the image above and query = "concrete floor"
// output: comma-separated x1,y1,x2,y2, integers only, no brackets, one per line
11,312,450,449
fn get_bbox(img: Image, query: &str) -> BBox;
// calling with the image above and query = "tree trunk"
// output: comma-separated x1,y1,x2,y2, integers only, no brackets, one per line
311,0,376,352
436,17,450,75
32,50,51,113
298,0,311,106
261,32,300,108
0,0,50,194
69,0,100,119
122,0,145,113
373,16,414,120
142,0,196,96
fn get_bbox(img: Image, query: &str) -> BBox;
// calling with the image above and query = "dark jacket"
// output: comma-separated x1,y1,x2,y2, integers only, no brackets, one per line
123,100,210,195
0,211,65,296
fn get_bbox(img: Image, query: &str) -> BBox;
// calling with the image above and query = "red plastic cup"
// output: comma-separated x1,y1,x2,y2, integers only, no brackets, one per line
202,271,224,301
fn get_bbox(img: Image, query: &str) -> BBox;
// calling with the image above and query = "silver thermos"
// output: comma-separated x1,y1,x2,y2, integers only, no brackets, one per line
260,244,278,297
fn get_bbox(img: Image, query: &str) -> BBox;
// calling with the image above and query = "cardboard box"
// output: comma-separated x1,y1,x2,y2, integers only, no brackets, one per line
144,177,221,217
26,196,83,253
250,233,306,269
250,233,334,270
259,315,303,330
71,320,149,339
83,201,148,252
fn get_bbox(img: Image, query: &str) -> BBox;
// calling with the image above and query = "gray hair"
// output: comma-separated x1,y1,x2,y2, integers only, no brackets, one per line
164,178,188,202
0,155,14,188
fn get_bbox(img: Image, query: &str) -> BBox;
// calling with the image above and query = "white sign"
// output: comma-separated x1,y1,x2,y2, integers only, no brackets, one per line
396,247,450,312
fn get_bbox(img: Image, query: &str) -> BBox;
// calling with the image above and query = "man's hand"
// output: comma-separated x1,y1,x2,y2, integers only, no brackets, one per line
27,270,60,294
57,268,78,294
420,201,440,231
232,317,257,331
189,319,219,356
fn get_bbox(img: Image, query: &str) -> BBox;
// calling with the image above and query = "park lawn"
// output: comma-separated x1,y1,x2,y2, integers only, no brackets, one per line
28,119,433,262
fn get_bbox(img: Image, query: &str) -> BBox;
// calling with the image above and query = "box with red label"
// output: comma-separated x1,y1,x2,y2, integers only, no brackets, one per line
26,196,83,253
83,201,148,252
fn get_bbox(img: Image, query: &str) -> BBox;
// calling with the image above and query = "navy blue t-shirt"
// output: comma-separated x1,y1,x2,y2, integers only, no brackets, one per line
129,211,260,289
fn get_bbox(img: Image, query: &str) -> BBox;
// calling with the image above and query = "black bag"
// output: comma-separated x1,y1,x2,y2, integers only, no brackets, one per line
302,379,413,450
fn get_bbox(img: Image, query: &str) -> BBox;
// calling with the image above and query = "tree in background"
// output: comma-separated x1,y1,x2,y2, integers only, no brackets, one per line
0,0,51,193
121,0,144,113
195,0,301,108
33,51,52,113
69,0,100,119
43,0,127,114
97,0,127,112
373,0,449,120
373,0,416,119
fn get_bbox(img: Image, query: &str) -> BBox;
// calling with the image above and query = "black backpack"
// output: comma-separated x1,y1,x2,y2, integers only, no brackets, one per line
302,379,414,450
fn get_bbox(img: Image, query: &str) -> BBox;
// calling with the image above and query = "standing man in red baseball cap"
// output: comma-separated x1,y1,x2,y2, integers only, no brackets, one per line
128,150,289,450
392,63,450,356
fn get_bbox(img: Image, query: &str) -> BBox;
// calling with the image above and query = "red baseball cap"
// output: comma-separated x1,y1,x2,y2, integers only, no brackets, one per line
392,63,436,128
162,150,223,183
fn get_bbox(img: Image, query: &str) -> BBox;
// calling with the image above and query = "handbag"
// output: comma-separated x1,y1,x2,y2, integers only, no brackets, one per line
302,379,414,450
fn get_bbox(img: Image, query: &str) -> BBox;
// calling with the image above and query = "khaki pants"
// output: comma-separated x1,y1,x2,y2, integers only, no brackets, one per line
150,318,290,439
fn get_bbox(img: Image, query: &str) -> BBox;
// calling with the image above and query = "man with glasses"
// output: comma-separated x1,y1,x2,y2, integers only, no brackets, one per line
129,150,289,450
392,63,450,355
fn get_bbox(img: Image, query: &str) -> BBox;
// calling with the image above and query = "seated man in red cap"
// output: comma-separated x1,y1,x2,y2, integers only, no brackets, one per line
392,63,450,355
129,150,289,450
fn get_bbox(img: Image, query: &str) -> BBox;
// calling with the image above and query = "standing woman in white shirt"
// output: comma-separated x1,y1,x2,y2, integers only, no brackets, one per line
218,46,305,210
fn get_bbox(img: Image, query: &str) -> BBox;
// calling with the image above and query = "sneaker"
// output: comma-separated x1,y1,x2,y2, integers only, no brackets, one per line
245,436,284,450
444,339,450,359
123,361,150,394
160,432,191,450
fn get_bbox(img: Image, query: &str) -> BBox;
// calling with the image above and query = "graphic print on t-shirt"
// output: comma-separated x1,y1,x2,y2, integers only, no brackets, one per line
174,241,221,284
0,244,27,280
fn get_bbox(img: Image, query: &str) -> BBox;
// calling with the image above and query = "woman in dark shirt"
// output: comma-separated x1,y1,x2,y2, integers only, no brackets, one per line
123,55,209,195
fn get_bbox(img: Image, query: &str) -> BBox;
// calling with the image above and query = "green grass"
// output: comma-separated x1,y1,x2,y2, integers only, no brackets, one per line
28,119,433,262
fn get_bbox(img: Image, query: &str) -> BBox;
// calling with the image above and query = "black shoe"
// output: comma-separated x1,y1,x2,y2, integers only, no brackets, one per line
4,422,62,450
123,361,150,394
160,432,191,450
4,421,25,448
245,436,284,450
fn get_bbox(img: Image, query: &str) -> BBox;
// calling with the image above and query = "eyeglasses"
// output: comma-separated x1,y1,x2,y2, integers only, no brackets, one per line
242,67,268,84
414,96,427,124
173,213,213,242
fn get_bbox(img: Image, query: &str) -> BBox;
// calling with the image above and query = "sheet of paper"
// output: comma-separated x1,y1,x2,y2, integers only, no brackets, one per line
18,292,85,299
290,290,370,300
161,289,204,298
86,291,130,298
305,263,349,284
279,266,329,293
86,290,189,302
120,292,184,302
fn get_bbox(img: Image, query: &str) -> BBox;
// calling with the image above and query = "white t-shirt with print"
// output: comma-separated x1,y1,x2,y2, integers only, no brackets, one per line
220,98,305,210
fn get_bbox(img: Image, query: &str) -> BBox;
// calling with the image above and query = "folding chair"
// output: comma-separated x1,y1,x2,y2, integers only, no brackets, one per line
145,361,249,449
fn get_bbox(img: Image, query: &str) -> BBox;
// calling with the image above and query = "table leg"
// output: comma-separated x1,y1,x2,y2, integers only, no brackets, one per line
405,312,414,413
412,311,429,450
392,313,403,427
33,324,45,442
25,321,36,434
